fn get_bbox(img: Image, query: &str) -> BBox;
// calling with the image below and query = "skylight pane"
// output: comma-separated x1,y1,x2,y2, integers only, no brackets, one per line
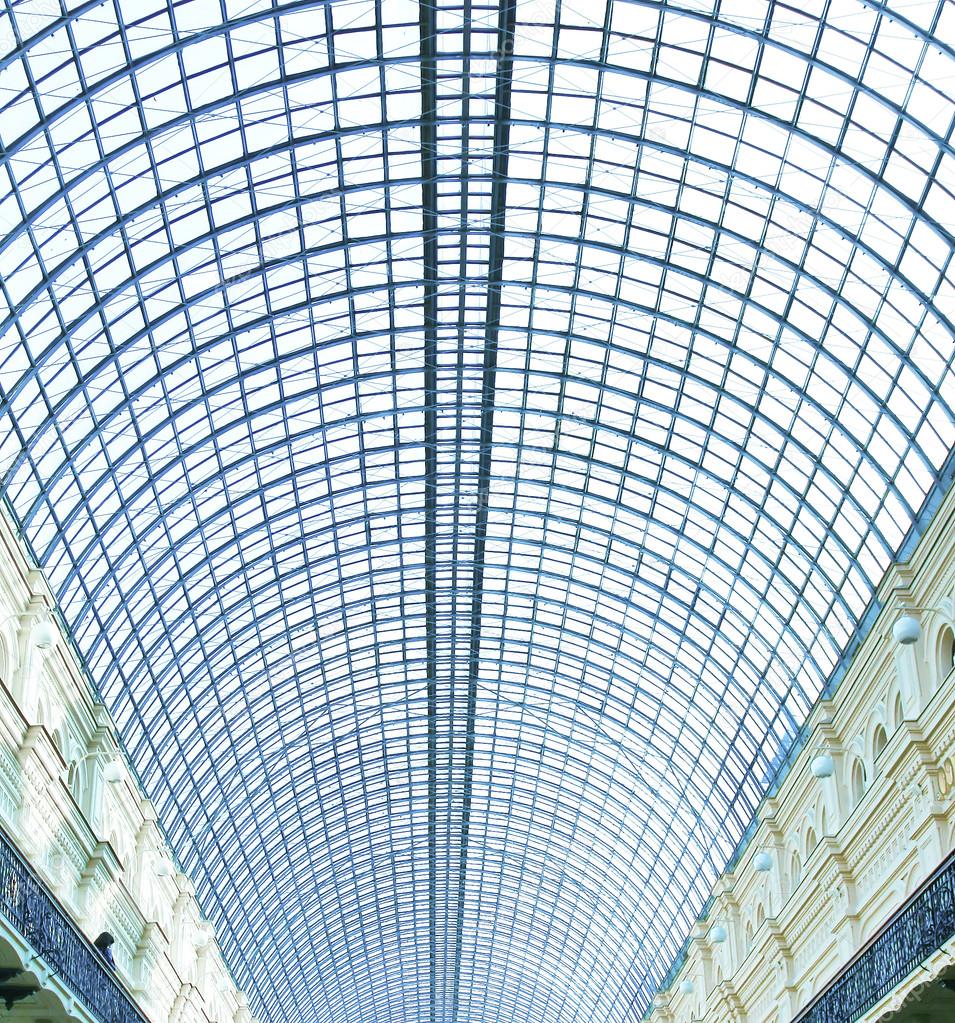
0,2,952,1023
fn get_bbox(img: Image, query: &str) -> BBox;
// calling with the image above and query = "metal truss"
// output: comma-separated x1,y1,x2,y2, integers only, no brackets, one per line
0,2,952,1023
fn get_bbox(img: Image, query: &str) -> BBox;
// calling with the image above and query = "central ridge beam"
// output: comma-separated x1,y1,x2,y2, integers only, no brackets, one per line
450,5,518,1023
417,3,440,1022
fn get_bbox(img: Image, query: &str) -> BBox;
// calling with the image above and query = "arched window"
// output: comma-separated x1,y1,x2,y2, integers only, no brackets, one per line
745,920,753,950
52,726,66,757
0,632,11,684
938,626,955,682
873,724,888,760
804,827,817,859
36,692,53,732
790,850,802,891
756,903,765,930
851,759,866,805
892,691,904,730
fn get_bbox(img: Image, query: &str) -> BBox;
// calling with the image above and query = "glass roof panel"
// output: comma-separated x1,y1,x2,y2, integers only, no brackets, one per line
0,1,953,1022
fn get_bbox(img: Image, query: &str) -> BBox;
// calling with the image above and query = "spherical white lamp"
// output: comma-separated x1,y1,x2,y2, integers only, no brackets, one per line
893,615,921,646
33,617,56,650
710,923,727,943
154,861,171,878
753,850,772,872
810,753,834,778
678,979,694,995
102,759,124,784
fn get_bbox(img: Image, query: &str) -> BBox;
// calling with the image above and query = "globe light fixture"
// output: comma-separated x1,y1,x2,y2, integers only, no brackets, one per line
32,616,57,650
753,851,772,872
811,753,834,779
0,611,57,651
65,752,124,785
893,615,921,646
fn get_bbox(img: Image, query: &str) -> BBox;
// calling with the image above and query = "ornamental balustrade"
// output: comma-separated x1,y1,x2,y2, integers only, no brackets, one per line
794,851,955,1023
0,824,149,1023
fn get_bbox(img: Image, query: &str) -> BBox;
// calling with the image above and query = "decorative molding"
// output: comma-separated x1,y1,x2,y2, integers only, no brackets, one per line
647,481,955,1023
0,510,253,1023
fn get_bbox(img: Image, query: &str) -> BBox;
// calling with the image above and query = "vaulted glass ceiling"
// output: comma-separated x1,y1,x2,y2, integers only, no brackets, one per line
0,1,953,1021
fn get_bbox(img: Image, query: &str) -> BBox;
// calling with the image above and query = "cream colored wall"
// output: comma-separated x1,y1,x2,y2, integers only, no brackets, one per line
648,481,955,1023
0,521,254,1023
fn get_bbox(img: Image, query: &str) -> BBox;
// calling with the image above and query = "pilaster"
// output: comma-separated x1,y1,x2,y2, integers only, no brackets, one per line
12,592,51,722
77,840,121,924
132,920,167,1003
234,992,253,1023
16,724,50,858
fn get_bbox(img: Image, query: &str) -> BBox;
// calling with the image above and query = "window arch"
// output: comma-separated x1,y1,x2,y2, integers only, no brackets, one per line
851,759,866,805
872,724,888,761
892,691,904,730
938,626,955,683
67,758,90,811
52,726,69,762
0,631,13,686
804,827,817,859
55,734,82,803
35,691,54,733
790,850,802,892
108,822,131,872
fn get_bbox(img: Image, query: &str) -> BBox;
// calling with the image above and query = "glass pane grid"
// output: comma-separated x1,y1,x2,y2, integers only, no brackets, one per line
0,1,953,1022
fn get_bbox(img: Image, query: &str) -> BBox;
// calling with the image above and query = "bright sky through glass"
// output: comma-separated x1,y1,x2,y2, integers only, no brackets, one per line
0,1,953,1022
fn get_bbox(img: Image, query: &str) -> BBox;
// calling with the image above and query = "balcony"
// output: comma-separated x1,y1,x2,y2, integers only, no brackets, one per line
794,850,955,1023
0,824,148,1023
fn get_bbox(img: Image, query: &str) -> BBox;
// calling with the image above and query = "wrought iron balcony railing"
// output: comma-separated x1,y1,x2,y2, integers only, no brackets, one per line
794,850,955,1023
0,824,149,1023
